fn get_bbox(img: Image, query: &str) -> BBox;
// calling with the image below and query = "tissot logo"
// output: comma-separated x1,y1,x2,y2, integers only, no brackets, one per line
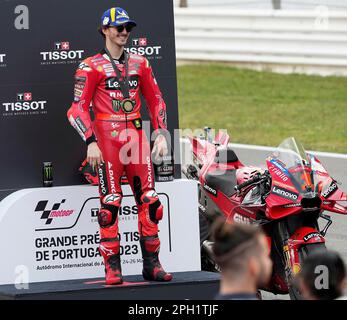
55,42,70,50
2,92,47,116
126,37,162,59
35,199,75,225
132,38,148,46
91,206,138,218
40,41,84,65
0,53,6,65
17,92,32,101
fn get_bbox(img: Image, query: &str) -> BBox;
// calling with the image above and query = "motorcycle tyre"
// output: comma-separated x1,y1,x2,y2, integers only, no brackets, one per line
288,242,326,300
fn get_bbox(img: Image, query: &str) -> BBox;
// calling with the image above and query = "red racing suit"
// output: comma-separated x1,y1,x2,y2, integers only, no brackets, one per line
67,50,168,262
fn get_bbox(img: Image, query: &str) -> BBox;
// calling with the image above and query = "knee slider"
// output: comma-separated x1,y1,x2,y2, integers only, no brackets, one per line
141,190,163,223
98,193,122,228
98,208,117,228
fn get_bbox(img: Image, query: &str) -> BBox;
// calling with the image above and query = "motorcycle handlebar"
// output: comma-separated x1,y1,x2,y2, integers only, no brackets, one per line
234,171,269,192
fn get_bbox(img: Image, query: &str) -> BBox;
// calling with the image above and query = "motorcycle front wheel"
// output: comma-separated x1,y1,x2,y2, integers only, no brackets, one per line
288,242,326,300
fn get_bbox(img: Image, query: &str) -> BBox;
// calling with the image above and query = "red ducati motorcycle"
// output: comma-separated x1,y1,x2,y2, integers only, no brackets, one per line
182,129,347,299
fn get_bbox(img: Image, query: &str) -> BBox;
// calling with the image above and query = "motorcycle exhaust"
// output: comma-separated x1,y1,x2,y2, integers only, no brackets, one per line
202,240,214,257
202,240,221,272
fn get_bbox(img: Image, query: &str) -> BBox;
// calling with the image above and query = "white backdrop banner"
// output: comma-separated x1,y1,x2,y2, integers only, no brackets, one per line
0,179,200,285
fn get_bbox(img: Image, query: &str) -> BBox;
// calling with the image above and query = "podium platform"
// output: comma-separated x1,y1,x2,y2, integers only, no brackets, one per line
0,181,201,285
0,271,220,300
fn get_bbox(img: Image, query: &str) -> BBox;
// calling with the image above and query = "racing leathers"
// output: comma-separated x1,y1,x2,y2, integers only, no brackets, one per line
67,50,172,284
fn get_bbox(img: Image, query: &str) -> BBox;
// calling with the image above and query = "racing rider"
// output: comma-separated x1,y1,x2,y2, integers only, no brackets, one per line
67,7,172,285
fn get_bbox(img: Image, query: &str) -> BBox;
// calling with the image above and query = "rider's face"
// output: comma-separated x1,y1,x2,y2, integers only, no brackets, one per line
104,24,131,47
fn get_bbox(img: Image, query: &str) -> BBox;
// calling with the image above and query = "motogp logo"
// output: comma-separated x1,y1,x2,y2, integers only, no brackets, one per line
35,199,75,225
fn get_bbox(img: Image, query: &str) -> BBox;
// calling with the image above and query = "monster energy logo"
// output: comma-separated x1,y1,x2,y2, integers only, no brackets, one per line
112,99,121,112
43,163,52,181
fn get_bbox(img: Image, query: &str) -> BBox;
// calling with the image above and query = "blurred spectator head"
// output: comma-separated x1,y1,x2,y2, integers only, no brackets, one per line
297,250,347,300
212,219,272,291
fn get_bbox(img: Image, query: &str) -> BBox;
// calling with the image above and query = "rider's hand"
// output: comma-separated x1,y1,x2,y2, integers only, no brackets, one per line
152,134,168,162
87,142,103,170
258,168,266,174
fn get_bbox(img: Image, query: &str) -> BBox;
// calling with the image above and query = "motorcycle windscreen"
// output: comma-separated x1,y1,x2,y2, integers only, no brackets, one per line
267,137,318,198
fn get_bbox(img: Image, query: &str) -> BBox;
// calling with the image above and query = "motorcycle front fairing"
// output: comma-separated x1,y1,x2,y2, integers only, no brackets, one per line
308,153,347,214
265,137,347,219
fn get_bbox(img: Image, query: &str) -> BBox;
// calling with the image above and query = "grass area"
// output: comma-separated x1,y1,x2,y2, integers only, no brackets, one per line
177,63,347,153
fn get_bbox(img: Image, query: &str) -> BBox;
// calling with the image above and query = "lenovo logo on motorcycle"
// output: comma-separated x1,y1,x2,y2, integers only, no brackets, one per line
303,232,321,242
272,186,298,201
203,183,217,196
322,182,338,198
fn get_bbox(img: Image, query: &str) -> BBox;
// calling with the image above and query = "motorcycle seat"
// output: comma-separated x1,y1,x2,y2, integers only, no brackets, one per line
205,169,237,197
214,147,239,164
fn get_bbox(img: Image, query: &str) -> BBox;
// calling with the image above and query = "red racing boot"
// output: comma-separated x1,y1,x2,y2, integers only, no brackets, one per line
99,240,123,285
140,236,173,281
